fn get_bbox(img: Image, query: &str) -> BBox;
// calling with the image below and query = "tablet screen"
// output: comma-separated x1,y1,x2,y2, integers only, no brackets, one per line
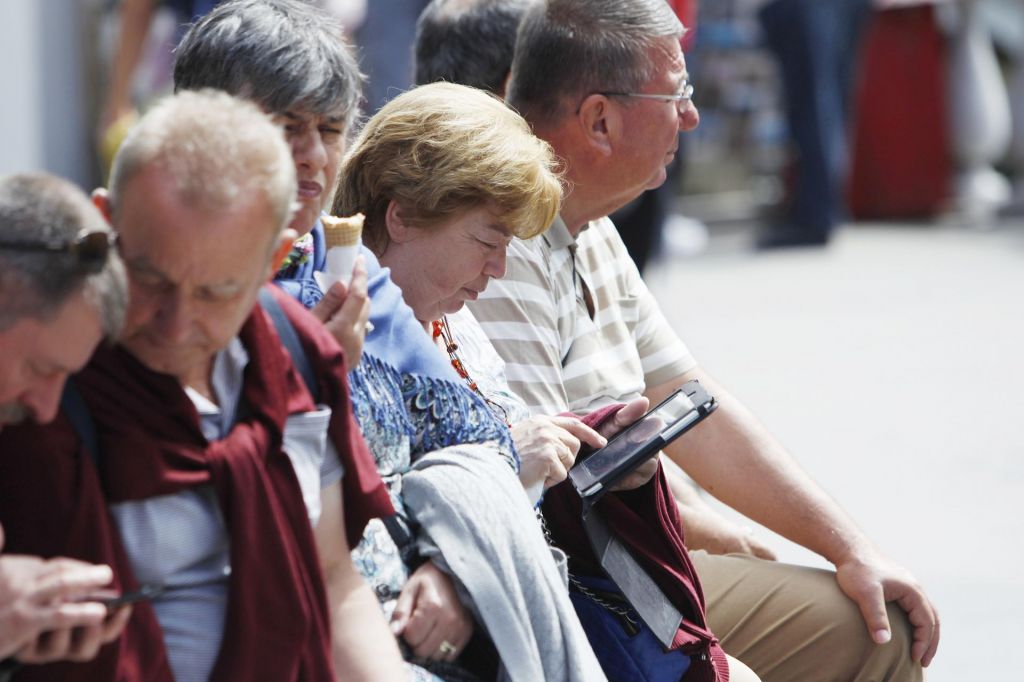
578,392,697,482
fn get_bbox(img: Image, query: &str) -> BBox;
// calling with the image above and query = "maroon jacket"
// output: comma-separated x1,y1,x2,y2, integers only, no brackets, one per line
543,404,729,682
0,288,392,681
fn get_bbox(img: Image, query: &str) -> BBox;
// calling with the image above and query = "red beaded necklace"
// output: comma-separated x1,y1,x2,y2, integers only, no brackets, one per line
432,316,510,425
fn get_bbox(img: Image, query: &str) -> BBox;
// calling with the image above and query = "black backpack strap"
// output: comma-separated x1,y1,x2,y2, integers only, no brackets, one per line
259,286,320,403
61,378,99,468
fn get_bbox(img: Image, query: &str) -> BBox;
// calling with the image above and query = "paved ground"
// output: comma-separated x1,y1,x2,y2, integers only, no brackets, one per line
645,218,1024,681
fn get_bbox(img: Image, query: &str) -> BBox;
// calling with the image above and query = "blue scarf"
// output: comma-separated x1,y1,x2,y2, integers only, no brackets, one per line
275,222,457,381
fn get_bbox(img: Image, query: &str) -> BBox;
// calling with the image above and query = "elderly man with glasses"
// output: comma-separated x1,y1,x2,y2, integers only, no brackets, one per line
0,173,131,671
468,0,939,680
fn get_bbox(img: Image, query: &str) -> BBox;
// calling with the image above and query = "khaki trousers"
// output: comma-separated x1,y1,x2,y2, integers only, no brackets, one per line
690,551,923,682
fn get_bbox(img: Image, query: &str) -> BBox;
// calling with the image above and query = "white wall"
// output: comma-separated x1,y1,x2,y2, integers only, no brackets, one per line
0,0,96,188
0,2,43,178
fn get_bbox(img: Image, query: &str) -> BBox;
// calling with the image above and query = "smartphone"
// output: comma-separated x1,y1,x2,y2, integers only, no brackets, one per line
569,381,717,502
81,584,164,609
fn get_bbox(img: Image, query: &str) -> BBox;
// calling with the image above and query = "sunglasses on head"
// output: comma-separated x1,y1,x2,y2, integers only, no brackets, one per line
0,229,116,273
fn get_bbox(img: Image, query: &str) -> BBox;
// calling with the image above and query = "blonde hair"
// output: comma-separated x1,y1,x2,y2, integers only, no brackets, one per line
109,89,297,235
333,82,561,252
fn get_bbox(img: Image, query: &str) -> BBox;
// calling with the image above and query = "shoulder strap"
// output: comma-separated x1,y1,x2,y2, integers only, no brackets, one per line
258,287,416,551
259,286,320,404
61,378,99,467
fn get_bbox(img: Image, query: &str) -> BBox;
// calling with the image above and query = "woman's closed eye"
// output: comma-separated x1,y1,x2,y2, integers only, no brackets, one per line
319,126,343,142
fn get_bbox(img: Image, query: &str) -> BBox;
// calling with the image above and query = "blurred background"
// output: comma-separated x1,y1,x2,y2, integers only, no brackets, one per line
1,0,1022,679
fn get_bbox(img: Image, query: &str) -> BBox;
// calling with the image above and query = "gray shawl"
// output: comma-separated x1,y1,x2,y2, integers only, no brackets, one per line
402,444,606,682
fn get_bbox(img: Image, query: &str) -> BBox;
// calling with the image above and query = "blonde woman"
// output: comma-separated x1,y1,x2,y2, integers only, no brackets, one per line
328,83,605,680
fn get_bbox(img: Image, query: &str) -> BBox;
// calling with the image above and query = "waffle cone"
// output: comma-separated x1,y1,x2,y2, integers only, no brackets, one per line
321,213,364,248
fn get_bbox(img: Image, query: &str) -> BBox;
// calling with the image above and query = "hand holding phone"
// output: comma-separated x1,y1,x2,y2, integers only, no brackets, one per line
78,584,163,610
569,381,717,503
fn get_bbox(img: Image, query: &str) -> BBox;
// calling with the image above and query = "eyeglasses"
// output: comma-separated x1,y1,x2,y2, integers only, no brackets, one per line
600,81,695,113
0,229,117,273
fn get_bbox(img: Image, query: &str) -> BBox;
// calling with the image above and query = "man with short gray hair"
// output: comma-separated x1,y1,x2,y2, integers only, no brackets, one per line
0,90,405,681
470,0,939,680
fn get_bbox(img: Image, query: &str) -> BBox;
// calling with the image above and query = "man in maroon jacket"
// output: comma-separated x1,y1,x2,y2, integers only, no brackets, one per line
0,173,131,669
0,91,404,681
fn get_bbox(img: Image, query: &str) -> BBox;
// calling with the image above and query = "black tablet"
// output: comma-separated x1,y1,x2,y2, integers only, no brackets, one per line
569,381,717,502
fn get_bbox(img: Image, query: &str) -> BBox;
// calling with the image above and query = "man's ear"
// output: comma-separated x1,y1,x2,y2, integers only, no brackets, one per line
577,94,615,156
267,228,300,280
384,200,415,244
91,188,113,223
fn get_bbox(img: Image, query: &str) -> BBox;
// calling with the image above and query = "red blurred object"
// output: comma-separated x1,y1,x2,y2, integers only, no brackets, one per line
848,5,950,219
668,0,698,51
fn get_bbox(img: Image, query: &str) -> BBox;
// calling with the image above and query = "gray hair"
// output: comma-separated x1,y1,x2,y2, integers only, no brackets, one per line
173,0,362,133
108,89,298,238
0,173,127,336
414,0,539,94
507,0,683,126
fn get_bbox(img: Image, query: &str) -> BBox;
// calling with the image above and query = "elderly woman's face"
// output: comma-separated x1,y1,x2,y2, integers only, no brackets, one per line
272,108,347,236
381,204,513,322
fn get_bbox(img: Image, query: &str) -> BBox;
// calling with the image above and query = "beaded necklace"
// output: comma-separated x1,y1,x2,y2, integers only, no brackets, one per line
432,316,510,426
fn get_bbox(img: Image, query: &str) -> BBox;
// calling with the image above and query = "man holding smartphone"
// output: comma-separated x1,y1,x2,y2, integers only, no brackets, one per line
469,0,940,679
0,90,406,682
0,173,131,667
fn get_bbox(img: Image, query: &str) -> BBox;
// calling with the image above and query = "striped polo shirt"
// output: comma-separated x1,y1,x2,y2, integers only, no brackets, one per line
467,215,695,416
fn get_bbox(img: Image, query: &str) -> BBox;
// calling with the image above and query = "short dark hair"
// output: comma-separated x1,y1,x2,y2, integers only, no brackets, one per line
173,0,362,132
0,173,126,334
507,0,682,126
414,0,537,94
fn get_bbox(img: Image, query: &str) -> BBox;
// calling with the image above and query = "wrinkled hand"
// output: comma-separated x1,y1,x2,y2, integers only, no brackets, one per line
390,562,474,662
16,604,132,664
310,256,371,368
595,398,659,491
512,415,607,491
0,527,120,660
835,552,940,667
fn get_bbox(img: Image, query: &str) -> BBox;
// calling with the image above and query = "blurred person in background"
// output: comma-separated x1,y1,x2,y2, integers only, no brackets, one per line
0,172,130,670
472,0,939,678
755,0,872,248
355,0,430,112
414,0,539,97
97,0,365,173
98,0,223,170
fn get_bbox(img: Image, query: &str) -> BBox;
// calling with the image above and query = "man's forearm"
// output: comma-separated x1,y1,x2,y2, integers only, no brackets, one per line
316,485,406,680
662,457,777,559
325,567,406,680
651,368,874,566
